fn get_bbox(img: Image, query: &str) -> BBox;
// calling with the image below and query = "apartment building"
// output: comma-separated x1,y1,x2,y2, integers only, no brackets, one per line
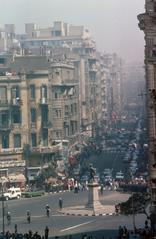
50,61,79,141
20,21,97,137
0,55,80,170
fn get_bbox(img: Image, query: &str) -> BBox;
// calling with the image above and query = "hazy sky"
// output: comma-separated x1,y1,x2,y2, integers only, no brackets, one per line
0,0,144,62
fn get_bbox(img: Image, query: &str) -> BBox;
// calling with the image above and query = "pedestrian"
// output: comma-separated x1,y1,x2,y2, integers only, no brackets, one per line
100,184,104,195
7,211,11,225
45,204,50,217
59,197,63,209
45,226,49,239
14,224,17,234
26,210,31,223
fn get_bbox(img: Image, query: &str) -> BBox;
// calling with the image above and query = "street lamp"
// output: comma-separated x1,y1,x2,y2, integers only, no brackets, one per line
23,144,30,185
1,181,5,236
132,193,136,233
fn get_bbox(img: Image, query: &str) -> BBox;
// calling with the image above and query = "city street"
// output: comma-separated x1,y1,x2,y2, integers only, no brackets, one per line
0,191,146,237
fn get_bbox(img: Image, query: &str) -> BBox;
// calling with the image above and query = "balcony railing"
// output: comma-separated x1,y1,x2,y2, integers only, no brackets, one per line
39,98,49,105
0,123,11,131
30,123,36,128
11,98,22,106
0,100,9,107
0,148,23,154
31,145,59,154
41,121,52,128
11,123,21,130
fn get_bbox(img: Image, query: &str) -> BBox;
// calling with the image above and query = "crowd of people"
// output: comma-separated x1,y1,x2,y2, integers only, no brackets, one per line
1,222,156,239
0,227,49,239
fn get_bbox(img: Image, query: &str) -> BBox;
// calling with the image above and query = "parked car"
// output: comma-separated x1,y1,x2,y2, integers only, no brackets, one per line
3,187,21,200
22,190,45,198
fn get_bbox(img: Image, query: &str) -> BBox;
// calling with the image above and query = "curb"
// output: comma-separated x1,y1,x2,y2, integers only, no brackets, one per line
46,190,67,195
60,211,117,217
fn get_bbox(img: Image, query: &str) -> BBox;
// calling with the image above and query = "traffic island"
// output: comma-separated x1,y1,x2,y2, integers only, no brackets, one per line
59,204,116,216
59,180,116,216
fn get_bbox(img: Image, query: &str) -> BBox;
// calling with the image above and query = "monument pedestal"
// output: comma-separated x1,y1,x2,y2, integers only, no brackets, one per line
86,181,104,213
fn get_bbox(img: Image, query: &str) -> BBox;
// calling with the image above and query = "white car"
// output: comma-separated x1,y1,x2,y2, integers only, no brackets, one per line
3,187,21,200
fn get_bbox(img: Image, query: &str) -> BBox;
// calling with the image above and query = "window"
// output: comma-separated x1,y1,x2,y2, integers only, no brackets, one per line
54,31,61,37
74,103,77,113
30,108,36,123
41,85,47,99
54,92,58,98
55,131,62,139
30,85,35,99
0,58,5,64
2,134,9,148
42,129,48,146
31,133,37,147
71,104,73,114
1,112,9,127
0,86,7,102
54,109,61,118
11,86,20,98
12,109,21,123
14,134,21,148
55,71,59,76
65,105,69,116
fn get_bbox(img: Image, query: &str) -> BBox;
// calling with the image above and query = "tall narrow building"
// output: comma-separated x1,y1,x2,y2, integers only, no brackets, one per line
138,0,156,225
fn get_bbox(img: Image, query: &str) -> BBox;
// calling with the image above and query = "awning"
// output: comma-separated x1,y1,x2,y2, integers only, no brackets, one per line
8,174,26,182
0,177,8,183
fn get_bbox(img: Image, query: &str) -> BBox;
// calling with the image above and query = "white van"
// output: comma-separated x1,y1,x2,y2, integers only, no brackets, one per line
4,187,21,200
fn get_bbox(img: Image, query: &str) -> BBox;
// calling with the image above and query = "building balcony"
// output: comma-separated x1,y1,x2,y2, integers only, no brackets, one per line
30,145,59,154
0,123,11,131
11,123,22,130
0,148,23,155
39,98,49,105
89,67,97,73
11,98,22,107
0,159,25,168
0,100,10,108
41,121,52,128
30,123,37,128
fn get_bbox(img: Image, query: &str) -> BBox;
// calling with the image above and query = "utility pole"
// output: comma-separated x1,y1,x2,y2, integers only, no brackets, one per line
132,193,136,233
1,183,5,236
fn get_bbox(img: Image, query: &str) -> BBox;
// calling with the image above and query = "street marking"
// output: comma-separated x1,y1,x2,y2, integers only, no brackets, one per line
60,220,95,232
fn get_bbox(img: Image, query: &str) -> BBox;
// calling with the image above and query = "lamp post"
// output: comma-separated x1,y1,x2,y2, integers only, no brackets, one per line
23,144,30,185
132,193,136,233
1,182,5,236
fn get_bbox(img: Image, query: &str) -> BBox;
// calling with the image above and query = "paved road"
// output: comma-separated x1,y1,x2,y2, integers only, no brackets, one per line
0,191,146,237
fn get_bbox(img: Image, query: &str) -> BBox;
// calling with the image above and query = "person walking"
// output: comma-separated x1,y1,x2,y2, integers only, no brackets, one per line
100,184,104,195
59,197,63,209
6,212,11,225
26,210,31,223
45,204,50,217
45,226,49,239
14,224,17,234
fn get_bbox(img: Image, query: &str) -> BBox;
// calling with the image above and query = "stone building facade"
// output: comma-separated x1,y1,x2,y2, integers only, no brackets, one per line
138,0,156,220
0,55,79,168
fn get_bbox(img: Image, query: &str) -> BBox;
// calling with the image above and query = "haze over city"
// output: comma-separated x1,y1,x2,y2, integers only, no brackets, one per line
0,1,153,238
0,0,144,62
